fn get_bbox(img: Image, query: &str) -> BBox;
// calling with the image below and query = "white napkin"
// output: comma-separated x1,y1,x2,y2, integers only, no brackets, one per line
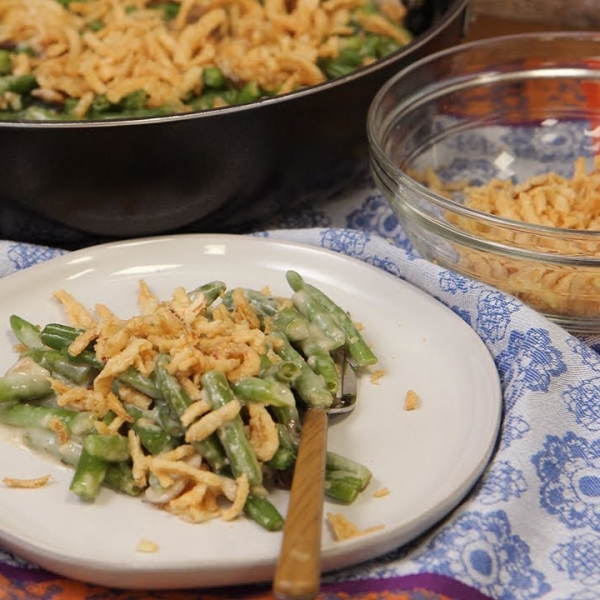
267,228,600,600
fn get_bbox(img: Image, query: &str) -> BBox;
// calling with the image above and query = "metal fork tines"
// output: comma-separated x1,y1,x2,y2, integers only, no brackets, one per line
332,349,357,414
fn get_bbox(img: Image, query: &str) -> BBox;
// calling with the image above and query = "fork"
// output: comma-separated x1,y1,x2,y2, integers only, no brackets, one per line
272,352,357,600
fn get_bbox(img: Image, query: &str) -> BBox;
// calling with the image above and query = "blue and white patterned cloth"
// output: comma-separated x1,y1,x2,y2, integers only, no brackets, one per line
2,171,600,600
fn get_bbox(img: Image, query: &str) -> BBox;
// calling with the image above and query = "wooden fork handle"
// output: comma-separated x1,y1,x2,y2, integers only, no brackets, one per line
273,407,328,600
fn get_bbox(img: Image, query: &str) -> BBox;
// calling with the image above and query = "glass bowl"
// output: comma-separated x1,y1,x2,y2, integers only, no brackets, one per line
367,32,600,335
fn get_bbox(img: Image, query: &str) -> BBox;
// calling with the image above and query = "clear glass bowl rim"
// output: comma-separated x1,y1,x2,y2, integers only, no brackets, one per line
367,30,600,243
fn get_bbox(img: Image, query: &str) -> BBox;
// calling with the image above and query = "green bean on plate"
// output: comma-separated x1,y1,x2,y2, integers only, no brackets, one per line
0,270,377,531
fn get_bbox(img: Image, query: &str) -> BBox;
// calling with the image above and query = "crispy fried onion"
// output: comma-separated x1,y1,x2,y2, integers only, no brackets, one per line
46,280,283,525
130,433,249,522
51,281,269,416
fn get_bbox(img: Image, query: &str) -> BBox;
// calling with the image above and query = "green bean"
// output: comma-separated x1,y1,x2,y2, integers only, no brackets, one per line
23,428,82,467
243,494,284,531
318,56,357,79
324,471,365,503
9,315,45,350
222,287,280,319
326,450,372,489
23,428,142,497
40,322,83,349
301,345,340,394
319,450,373,502
101,410,118,427
159,1,180,20
83,433,130,462
155,401,185,436
286,270,378,367
337,32,403,62
201,370,263,486
188,280,226,305
235,81,262,104
91,93,111,113
14,43,35,56
40,323,104,370
266,446,296,471
62,97,79,115
271,307,310,342
154,354,192,417
269,404,302,444
271,332,333,408
117,367,161,399
27,348,96,385
260,421,372,498
372,34,404,58
266,423,297,471
84,90,174,119
231,377,295,408
275,422,297,452
189,91,220,111
244,288,281,315
340,34,367,51
0,403,96,437
260,359,302,385
203,66,226,89
0,372,53,403
126,405,177,456
104,461,144,496
0,73,36,94
154,355,229,471
0,106,67,121
119,89,148,111
191,83,261,110
69,446,108,501
193,434,231,473
0,49,11,76
291,289,346,350
319,41,365,79
88,19,105,31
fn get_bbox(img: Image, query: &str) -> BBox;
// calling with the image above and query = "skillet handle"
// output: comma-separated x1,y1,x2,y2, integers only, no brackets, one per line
273,407,328,600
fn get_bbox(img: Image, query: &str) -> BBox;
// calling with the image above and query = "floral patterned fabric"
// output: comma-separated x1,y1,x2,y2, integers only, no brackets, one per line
0,171,600,599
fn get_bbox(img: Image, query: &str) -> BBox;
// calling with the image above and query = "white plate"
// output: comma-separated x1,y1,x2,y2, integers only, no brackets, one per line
0,234,502,590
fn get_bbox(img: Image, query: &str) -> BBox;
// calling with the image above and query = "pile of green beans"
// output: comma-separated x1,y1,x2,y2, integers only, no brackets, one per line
0,0,411,121
0,270,377,531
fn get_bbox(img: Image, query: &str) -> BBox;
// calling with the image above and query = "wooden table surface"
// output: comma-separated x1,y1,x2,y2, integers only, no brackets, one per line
465,11,597,42
469,0,599,30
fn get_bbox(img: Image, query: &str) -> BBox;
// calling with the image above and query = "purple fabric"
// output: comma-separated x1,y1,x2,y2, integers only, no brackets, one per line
323,573,496,599
0,560,495,599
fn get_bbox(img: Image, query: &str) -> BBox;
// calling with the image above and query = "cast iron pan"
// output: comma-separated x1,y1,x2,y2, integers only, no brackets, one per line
0,0,468,245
